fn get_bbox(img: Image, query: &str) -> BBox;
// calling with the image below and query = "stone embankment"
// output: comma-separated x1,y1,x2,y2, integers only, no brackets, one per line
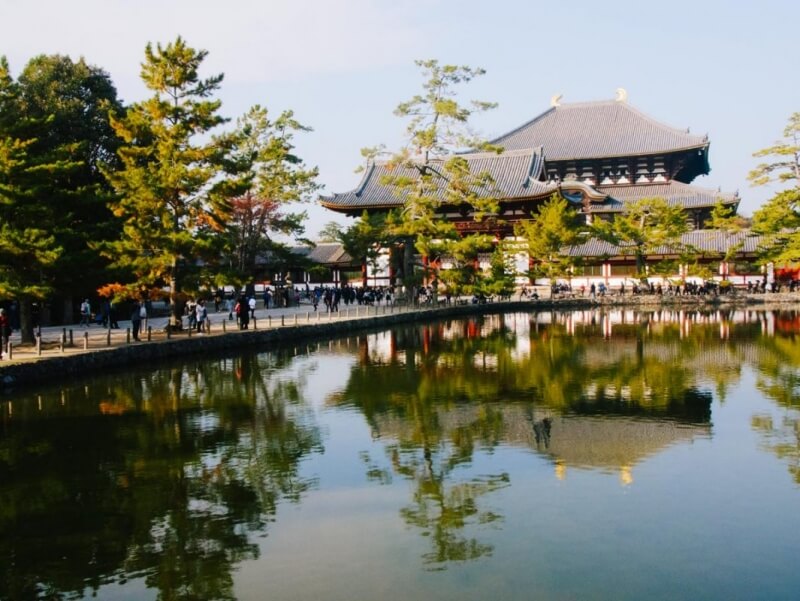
1,293,798,390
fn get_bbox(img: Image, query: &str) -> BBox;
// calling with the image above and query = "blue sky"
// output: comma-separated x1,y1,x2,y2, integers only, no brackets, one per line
2,0,798,236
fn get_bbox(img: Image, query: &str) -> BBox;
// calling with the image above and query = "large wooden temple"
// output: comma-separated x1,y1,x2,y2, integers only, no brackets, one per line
320,92,756,286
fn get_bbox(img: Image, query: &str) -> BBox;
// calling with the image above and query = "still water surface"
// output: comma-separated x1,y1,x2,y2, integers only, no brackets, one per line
1,309,799,600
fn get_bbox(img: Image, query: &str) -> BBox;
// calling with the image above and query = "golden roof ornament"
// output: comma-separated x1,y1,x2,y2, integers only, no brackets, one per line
550,94,563,107
615,88,628,103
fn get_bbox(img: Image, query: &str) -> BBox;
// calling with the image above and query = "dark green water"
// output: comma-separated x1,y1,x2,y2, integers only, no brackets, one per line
1,308,799,600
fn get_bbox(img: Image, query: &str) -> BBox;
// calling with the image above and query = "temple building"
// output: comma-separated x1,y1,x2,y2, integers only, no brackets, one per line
320,92,754,286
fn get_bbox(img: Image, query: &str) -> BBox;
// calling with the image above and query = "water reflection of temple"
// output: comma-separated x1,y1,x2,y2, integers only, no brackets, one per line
353,310,800,366
336,313,735,486
365,403,710,486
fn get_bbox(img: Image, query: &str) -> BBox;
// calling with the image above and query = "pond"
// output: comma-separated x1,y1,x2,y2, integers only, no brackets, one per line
1,308,799,600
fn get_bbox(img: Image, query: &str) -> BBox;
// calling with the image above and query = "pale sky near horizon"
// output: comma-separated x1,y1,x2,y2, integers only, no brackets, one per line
2,0,798,237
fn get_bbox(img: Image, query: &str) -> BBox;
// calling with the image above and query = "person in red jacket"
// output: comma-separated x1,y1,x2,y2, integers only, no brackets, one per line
0,308,10,359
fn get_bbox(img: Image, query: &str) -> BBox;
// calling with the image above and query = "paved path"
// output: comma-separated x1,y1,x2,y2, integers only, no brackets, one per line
1,299,407,364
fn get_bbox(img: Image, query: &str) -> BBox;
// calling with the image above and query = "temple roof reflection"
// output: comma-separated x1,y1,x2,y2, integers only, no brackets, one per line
365,403,711,483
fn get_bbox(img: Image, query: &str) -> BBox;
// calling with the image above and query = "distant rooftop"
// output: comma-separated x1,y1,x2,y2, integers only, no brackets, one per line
291,242,353,265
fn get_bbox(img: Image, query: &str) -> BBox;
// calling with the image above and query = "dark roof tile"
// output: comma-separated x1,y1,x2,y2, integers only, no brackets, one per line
321,148,558,210
593,181,738,212
565,230,764,258
493,100,708,159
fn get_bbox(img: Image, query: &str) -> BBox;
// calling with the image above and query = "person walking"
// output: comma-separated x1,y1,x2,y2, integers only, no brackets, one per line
139,301,148,332
186,300,196,330
100,299,110,327
196,300,207,332
109,300,119,329
238,295,250,330
131,302,142,341
79,298,91,327
0,308,10,359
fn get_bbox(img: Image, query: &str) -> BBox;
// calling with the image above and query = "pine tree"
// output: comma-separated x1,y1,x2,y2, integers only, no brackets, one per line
224,106,318,284
750,113,800,264
103,38,243,327
17,54,123,322
708,201,749,265
337,211,389,287
378,59,500,298
514,194,582,283
0,57,68,342
748,113,800,186
592,197,689,276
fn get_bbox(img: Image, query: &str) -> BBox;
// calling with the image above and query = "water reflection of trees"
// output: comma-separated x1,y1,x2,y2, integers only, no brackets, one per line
333,313,775,568
750,312,800,484
0,351,322,600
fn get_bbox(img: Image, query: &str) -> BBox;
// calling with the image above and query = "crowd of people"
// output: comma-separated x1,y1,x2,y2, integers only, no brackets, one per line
183,285,401,331
549,278,800,299
5,277,800,350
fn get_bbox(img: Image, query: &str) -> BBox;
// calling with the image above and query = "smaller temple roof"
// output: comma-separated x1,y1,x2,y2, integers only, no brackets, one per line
321,148,558,212
679,229,763,255
565,229,763,258
492,99,709,160
594,181,738,213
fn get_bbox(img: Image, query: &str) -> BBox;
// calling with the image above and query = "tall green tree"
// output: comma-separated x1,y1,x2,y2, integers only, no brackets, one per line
592,196,689,276
435,233,494,298
708,200,749,266
336,211,390,287
224,106,318,284
514,193,582,283
0,57,70,342
318,221,345,243
17,54,123,322
750,113,800,264
379,60,500,296
748,113,800,187
103,37,245,327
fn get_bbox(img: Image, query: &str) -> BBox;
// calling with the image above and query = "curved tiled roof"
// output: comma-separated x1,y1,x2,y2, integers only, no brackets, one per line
492,100,708,159
679,230,763,255
593,181,738,213
321,148,558,210
291,243,354,265
565,230,763,258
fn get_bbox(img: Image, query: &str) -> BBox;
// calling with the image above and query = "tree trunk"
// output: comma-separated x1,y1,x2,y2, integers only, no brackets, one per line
362,258,367,288
62,297,74,326
169,270,183,330
403,237,416,303
636,252,646,277
19,299,35,344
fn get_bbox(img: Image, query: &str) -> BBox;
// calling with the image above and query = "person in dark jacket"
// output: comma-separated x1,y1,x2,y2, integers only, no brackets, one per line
238,295,249,330
131,302,142,341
